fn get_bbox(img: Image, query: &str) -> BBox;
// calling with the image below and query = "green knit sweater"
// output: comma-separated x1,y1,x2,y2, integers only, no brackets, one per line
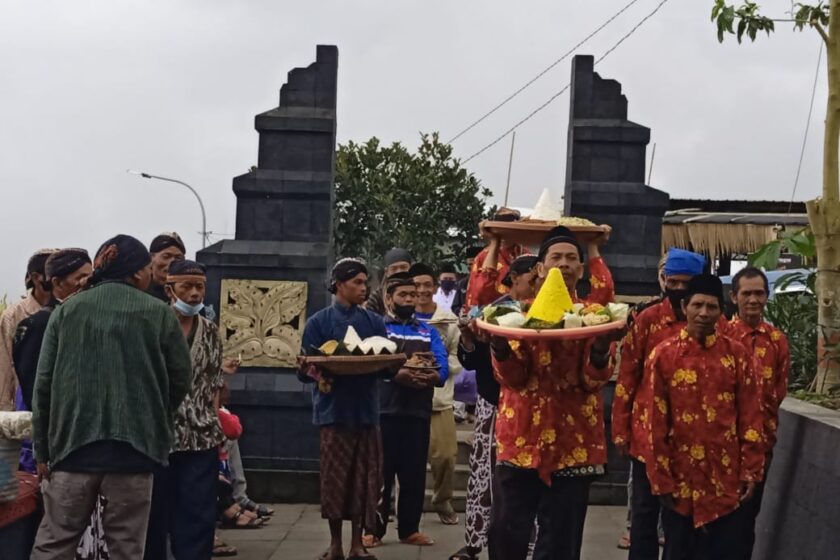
32,282,192,466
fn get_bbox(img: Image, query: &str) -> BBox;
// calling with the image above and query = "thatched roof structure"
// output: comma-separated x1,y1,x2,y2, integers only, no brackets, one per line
662,211,809,262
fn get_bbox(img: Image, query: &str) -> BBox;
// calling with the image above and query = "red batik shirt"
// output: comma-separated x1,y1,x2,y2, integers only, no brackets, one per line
465,245,527,308
646,329,766,528
612,298,685,462
492,258,615,485
723,317,791,450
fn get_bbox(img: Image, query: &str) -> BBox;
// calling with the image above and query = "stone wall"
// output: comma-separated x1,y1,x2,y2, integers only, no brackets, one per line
753,398,840,560
563,55,669,296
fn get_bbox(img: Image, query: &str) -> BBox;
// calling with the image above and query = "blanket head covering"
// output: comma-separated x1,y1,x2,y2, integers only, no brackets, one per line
90,234,151,285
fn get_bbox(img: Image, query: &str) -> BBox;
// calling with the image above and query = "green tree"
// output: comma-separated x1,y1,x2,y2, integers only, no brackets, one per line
334,132,493,271
713,0,840,393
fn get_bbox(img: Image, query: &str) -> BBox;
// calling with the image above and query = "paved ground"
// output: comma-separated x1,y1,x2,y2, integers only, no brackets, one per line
218,504,628,559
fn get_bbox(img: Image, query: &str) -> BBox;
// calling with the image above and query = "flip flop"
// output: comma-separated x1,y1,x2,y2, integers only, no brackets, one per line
438,511,460,525
400,532,434,546
361,535,383,548
213,540,238,557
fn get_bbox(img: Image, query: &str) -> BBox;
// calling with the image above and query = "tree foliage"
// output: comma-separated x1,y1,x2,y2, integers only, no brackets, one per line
333,133,493,272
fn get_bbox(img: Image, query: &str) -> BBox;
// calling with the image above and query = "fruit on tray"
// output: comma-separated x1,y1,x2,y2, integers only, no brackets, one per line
480,297,629,331
315,326,398,356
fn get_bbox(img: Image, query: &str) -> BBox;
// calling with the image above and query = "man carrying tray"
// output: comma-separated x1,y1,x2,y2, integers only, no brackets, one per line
486,225,618,560
364,272,449,548
611,248,706,560
299,258,388,560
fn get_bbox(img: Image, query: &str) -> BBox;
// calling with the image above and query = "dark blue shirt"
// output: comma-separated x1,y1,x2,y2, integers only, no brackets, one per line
301,303,388,427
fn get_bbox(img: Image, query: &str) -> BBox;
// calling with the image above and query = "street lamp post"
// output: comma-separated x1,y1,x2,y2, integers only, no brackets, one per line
127,170,208,248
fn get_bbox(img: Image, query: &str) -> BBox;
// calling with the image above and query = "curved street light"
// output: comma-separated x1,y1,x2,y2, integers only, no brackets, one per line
127,170,208,248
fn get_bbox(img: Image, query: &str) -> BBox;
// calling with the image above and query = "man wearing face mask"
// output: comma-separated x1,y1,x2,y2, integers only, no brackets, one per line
611,247,706,560
144,260,228,560
433,264,459,311
366,247,413,315
364,273,449,549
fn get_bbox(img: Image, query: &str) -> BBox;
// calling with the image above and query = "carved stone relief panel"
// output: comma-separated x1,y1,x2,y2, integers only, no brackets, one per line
219,279,308,368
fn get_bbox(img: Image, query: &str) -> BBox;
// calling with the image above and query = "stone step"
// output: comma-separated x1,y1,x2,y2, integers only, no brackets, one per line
425,463,470,492
423,489,467,513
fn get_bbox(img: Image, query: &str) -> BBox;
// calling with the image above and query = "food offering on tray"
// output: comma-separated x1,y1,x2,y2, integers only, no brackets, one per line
480,189,608,246
313,326,398,356
403,352,440,370
477,268,629,335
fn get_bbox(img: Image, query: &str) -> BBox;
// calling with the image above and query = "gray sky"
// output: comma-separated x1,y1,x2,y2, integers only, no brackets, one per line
0,0,825,298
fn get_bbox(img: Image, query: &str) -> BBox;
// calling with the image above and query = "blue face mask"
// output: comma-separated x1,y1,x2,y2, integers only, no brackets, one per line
174,298,204,317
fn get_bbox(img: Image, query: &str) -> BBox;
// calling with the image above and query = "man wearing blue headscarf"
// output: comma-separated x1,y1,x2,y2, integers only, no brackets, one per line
611,248,706,560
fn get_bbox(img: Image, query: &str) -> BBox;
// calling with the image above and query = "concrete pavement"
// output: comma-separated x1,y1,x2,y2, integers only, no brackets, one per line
217,504,628,559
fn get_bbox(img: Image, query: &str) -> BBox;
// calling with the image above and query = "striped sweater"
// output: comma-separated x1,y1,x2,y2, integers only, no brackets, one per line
32,281,192,466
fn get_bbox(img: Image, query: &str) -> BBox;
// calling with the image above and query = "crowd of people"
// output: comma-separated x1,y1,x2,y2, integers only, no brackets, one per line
299,208,790,560
0,233,274,559
0,209,790,560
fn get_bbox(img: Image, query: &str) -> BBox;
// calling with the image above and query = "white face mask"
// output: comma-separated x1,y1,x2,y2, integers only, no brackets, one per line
173,298,204,317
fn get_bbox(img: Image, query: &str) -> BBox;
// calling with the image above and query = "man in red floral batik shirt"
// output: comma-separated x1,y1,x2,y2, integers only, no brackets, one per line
612,247,706,560
723,266,790,558
646,274,765,560
486,225,617,560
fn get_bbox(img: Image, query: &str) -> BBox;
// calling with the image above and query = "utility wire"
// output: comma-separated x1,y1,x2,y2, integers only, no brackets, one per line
447,0,643,144
789,41,823,213
462,0,672,164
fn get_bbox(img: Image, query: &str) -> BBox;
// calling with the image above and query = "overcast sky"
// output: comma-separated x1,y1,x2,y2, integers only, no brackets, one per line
0,0,825,298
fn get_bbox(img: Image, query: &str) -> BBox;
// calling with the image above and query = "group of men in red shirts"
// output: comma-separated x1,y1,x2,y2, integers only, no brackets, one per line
459,215,790,560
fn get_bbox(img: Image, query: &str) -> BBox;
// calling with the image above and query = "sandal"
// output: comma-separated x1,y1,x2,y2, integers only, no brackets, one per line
240,499,275,517
221,506,266,529
617,531,631,550
438,511,460,525
213,539,238,557
449,546,480,560
361,535,383,548
400,532,434,546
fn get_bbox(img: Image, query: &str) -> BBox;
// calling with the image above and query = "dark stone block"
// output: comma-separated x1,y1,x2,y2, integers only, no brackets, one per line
564,55,668,295
196,46,338,482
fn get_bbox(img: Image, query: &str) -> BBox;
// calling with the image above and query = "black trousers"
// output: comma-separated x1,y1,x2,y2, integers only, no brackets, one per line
144,448,219,560
630,458,661,560
374,415,431,540
488,465,593,560
662,505,746,560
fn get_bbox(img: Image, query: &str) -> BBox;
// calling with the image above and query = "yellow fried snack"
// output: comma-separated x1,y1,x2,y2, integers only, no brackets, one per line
319,340,340,356
527,268,574,324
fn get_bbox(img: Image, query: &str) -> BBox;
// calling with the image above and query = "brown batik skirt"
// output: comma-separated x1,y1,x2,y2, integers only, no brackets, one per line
319,425,383,530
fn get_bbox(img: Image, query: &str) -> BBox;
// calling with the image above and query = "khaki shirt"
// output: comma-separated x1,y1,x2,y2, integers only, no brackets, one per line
0,293,42,410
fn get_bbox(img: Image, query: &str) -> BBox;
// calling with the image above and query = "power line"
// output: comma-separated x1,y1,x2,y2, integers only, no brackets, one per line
789,41,823,213
446,0,643,144
462,0,673,164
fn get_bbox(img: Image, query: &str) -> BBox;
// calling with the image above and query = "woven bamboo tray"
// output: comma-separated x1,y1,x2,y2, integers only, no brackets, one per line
476,318,626,341
481,220,608,247
303,353,407,376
